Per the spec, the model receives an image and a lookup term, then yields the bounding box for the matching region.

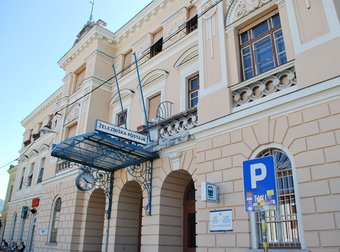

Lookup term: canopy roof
[51,131,158,171]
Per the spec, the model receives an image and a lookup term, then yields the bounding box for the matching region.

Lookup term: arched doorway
[83,188,106,252]
[115,181,143,252]
[183,181,196,252]
[159,170,196,252]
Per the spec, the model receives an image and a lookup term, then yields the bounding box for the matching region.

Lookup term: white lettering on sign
[250,163,267,189]
[95,120,147,145]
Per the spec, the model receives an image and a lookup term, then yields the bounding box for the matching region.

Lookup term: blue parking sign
[243,156,278,212]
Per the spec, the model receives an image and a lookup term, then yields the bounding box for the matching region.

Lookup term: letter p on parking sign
[243,156,278,212]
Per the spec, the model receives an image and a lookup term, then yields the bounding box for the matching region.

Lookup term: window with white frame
[49,197,62,243]
[117,109,127,127]
[18,167,25,190]
[148,93,161,121]
[37,157,45,184]
[26,162,34,187]
[9,212,17,240]
[240,12,287,81]
[8,185,13,202]
[188,75,199,109]
[253,148,301,249]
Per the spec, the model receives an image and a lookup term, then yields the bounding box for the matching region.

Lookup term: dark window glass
[150,38,163,58]
[240,31,249,45]
[252,20,269,38]
[187,15,198,33]
[272,13,281,27]
[117,110,127,127]
[253,35,275,74]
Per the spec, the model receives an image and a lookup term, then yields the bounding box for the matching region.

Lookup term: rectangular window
[8,185,13,202]
[75,66,86,91]
[123,50,133,76]
[150,29,163,58]
[240,13,287,80]
[19,167,25,190]
[187,6,198,33]
[117,110,127,127]
[37,157,45,184]
[67,123,77,139]
[188,75,199,109]
[27,163,34,187]
[148,94,161,120]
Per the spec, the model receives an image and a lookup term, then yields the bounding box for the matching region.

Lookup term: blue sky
[0,0,152,200]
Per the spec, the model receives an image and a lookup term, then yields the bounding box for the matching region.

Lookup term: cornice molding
[21,87,63,127]
[114,0,177,45]
[58,25,115,69]
[59,0,179,69]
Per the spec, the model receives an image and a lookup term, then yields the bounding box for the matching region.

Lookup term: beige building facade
[3,0,340,251]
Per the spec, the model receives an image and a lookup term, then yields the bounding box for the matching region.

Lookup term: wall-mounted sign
[32,197,40,208]
[210,209,233,232]
[243,156,278,212]
[94,119,147,145]
[21,206,28,219]
[201,181,219,202]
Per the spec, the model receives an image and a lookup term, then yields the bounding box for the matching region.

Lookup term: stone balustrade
[231,61,296,108]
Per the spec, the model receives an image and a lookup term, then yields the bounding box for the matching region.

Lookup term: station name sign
[94,119,147,145]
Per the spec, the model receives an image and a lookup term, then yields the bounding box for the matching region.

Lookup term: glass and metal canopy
[51,131,158,171]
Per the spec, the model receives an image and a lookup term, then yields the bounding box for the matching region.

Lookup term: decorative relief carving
[226,0,271,25]
[64,104,80,124]
[231,63,296,108]
[203,0,218,58]
[159,112,198,139]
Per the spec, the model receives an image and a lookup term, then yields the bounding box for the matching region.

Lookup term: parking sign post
[243,156,278,251]
[243,156,278,212]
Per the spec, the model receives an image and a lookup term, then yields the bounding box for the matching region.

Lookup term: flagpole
[112,64,127,129]
[133,52,150,141]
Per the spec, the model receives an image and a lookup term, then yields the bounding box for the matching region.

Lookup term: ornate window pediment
[174,45,198,69]
[109,89,134,107]
[225,0,271,26]
[64,103,80,125]
[140,69,169,89]
[28,149,39,158]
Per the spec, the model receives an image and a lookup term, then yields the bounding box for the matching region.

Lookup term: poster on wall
[209,209,233,232]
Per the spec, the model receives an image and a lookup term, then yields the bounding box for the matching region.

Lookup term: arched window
[48,197,62,243]
[253,148,301,249]
[9,213,17,240]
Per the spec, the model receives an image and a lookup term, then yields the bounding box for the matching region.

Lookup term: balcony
[231,61,296,109]
[56,160,76,173]
[147,105,198,151]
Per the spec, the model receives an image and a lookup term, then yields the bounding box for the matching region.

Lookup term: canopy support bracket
[127,161,153,216]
